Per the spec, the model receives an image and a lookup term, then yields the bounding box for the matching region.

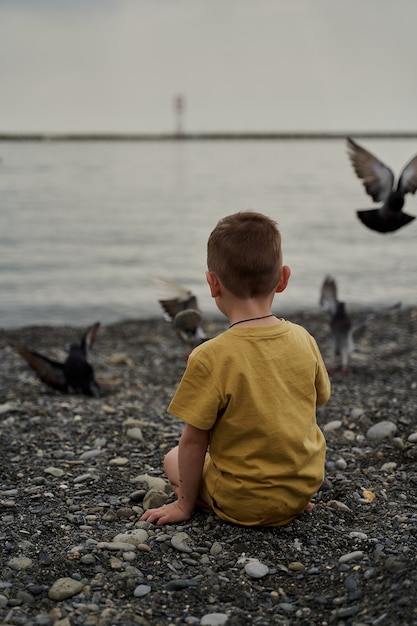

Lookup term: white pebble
[366,421,397,441]
[44,467,64,477]
[349,531,368,540]
[126,427,144,442]
[201,613,229,625]
[323,420,342,432]
[381,462,397,472]
[244,558,269,578]
[339,550,364,564]
[343,430,356,442]
[113,529,149,546]
[132,474,168,491]
[335,458,347,470]
[79,449,102,461]
[73,473,97,484]
[109,456,129,466]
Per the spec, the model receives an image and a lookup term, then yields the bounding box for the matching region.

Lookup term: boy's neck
[229,313,277,328]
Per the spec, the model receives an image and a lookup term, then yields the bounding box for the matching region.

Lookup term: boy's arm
[140,424,209,526]
[316,357,331,406]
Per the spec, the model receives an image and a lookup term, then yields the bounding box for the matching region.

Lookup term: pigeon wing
[80,321,101,355]
[9,343,68,392]
[398,154,417,196]
[346,137,394,203]
[159,294,198,320]
[155,277,198,320]
[320,275,338,316]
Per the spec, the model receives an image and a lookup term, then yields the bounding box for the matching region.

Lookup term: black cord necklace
[229,314,275,329]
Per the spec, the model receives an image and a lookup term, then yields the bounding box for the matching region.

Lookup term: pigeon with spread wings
[320,276,353,375]
[8,322,100,397]
[155,277,206,351]
[346,137,417,233]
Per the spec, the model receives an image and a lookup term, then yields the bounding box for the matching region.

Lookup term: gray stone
[366,421,397,441]
[48,577,84,601]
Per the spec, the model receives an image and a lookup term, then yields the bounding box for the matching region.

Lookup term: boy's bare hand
[140,501,192,526]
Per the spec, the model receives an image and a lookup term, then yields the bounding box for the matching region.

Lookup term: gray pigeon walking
[320,276,353,374]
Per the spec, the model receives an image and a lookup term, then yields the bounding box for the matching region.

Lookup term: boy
[141,212,330,527]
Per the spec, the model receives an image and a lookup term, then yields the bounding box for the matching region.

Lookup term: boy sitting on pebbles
[141,211,330,527]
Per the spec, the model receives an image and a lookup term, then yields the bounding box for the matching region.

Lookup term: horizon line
[1,130,417,141]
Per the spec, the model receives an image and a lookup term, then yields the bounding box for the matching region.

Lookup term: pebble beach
[1,306,417,626]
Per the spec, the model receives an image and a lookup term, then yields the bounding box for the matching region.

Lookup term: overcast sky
[1,0,416,134]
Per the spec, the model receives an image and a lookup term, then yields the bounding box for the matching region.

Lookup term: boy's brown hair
[207,211,283,298]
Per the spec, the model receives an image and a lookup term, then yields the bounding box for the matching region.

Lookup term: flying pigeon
[155,277,206,350]
[8,322,100,397]
[346,137,417,233]
[320,276,353,375]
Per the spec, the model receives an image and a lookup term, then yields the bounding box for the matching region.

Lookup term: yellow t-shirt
[168,320,331,526]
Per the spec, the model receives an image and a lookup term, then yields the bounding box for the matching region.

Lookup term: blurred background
[1,0,416,328]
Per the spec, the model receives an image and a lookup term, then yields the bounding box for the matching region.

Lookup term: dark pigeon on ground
[8,322,100,397]
[346,137,417,233]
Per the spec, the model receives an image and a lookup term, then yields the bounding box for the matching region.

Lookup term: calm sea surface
[1,138,416,329]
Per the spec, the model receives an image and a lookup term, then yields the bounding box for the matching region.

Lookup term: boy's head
[207,211,283,298]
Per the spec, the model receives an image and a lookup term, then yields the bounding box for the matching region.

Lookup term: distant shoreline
[1,131,417,142]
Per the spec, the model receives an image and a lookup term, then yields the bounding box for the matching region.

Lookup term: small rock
[339,551,364,564]
[171,532,194,553]
[142,489,168,510]
[48,578,84,601]
[165,579,199,591]
[102,509,117,522]
[133,584,152,597]
[132,474,168,492]
[349,531,368,540]
[366,421,397,441]
[7,557,33,570]
[209,542,223,556]
[109,456,129,466]
[381,462,397,472]
[335,458,348,470]
[126,427,144,442]
[200,613,229,626]
[44,467,65,477]
[97,541,137,551]
[113,529,149,546]
[384,557,405,574]
[288,561,305,572]
[79,449,102,461]
[327,500,351,512]
[323,420,343,432]
[244,558,269,578]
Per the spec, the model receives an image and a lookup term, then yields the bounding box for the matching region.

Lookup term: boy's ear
[206,271,221,298]
[275,265,291,293]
